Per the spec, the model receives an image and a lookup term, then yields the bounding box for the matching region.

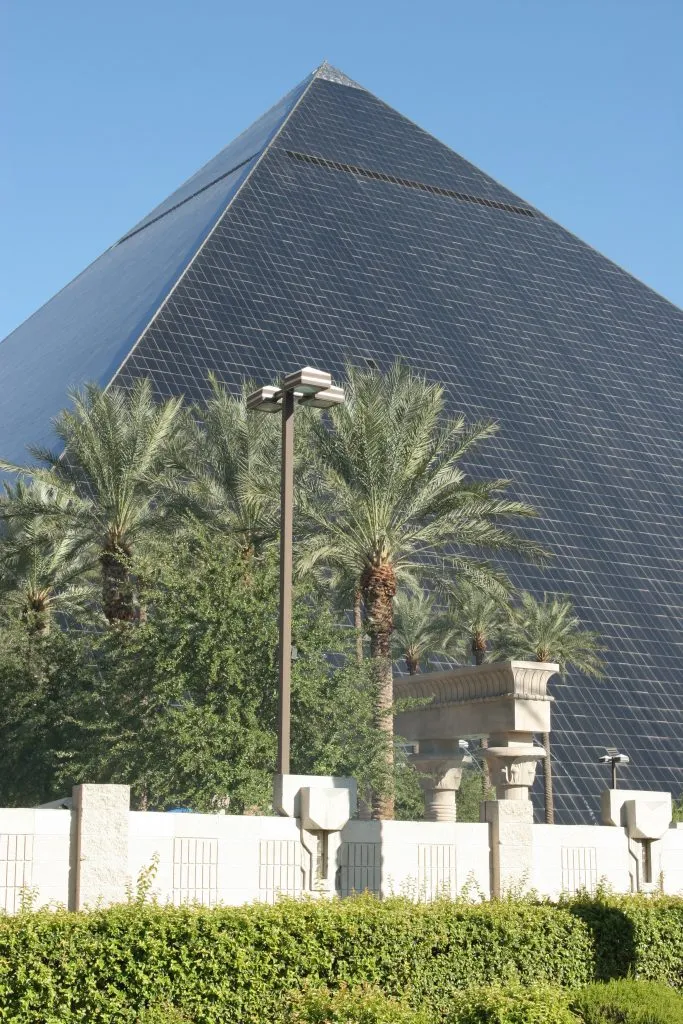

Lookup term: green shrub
[571,979,683,1022]
[4,895,683,1023]
[568,893,683,987]
[445,983,579,1023]
[0,897,593,1023]
[285,982,431,1023]
[137,1006,194,1024]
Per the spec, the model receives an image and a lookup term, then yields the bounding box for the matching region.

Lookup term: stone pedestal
[72,784,130,909]
[410,741,469,822]
[482,798,534,897]
[482,733,545,801]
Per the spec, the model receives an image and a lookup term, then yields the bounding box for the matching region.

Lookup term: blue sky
[1,0,681,340]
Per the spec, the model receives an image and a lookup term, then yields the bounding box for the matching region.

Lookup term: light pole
[247,367,345,776]
[598,747,630,789]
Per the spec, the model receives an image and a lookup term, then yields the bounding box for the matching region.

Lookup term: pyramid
[1,62,682,823]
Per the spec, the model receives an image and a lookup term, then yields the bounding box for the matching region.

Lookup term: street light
[246,367,345,777]
[598,747,630,789]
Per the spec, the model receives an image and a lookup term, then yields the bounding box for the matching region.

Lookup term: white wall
[129,817,491,906]
[531,824,631,898]
[129,812,305,906]
[658,825,683,894]
[2,789,683,911]
[380,821,489,899]
[0,808,72,911]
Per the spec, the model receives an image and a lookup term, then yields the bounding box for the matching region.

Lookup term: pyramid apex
[313,61,365,90]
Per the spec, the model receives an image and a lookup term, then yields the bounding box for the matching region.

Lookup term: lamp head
[299,384,345,409]
[246,385,282,412]
[282,366,333,395]
[598,750,630,765]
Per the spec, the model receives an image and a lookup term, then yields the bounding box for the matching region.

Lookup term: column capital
[482,736,545,801]
[410,741,470,822]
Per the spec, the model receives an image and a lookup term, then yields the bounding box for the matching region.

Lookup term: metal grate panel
[172,837,218,905]
[0,834,34,913]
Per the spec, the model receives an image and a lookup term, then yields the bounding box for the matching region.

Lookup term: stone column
[480,734,543,898]
[72,784,130,909]
[481,733,545,801]
[410,741,469,822]
[482,798,534,898]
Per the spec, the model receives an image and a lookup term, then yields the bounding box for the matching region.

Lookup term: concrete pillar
[482,799,534,897]
[72,784,130,909]
[481,733,545,801]
[410,742,469,822]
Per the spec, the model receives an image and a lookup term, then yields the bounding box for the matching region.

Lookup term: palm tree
[299,363,546,818]
[176,376,282,560]
[0,380,185,623]
[442,579,512,793]
[392,591,453,675]
[498,591,605,823]
[446,579,510,665]
[0,481,94,634]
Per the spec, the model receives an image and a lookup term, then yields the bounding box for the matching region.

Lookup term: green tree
[0,481,94,635]
[0,615,71,804]
[498,591,605,823]
[299,363,545,818]
[18,532,389,812]
[176,375,282,559]
[446,579,510,665]
[0,380,185,623]
[499,591,605,673]
[392,591,453,675]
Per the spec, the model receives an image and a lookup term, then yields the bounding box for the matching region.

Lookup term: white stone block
[300,787,352,832]
[273,774,357,818]
[601,790,672,838]
[624,796,672,840]
[73,784,130,909]
[484,799,534,898]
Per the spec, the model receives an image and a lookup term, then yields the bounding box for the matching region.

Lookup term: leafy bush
[571,979,683,1023]
[445,983,579,1023]
[568,893,683,987]
[0,897,593,1023]
[137,1006,194,1024]
[4,895,683,1023]
[284,982,431,1023]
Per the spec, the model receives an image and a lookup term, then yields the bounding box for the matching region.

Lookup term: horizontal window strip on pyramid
[284,150,534,217]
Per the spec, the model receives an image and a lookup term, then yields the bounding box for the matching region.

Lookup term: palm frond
[497,591,605,676]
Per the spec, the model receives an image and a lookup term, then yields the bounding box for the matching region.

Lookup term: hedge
[568,892,683,987]
[0,894,681,1023]
[570,980,683,1023]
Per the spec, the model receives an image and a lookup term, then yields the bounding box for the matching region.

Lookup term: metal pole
[277,389,295,776]
[612,760,617,789]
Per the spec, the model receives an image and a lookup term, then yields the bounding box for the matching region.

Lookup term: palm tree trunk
[480,737,491,796]
[406,654,419,675]
[362,563,397,820]
[473,632,486,665]
[533,653,555,823]
[543,732,554,824]
[25,600,50,637]
[353,589,364,666]
[101,548,135,623]
[474,631,491,794]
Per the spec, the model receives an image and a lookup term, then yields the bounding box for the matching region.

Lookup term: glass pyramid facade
[2,63,682,823]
